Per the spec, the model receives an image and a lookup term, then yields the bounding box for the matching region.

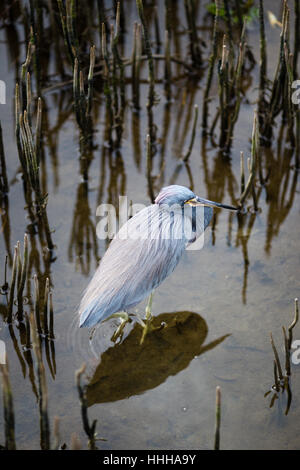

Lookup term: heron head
[155,185,196,207]
[155,185,238,211]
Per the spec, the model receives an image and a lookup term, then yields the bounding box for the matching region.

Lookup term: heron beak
[186,196,239,211]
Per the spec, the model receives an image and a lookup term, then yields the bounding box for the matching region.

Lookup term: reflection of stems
[184,0,202,68]
[68,181,98,275]
[183,105,198,163]
[8,323,26,378]
[164,30,171,101]
[32,273,56,380]
[112,3,125,112]
[236,211,251,304]
[214,386,221,451]
[0,361,16,450]
[240,151,245,194]
[234,0,243,32]
[25,312,31,350]
[0,123,8,194]
[102,23,113,148]
[284,44,295,147]
[296,107,300,169]
[76,363,98,450]
[223,0,234,64]
[131,22,142,109]
[146,134,154,203]
[258,0,267,130]
[284,376,292,415]
[136,0,155,110]
[294,0,300,74]
[270,333,283,381]
[247,157,258,212]
[202,0,220,134]
[29,312,50,450]
[153,6,161,51]
[112,4,126,147]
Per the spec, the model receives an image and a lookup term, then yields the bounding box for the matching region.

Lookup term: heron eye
[185,198,196,206]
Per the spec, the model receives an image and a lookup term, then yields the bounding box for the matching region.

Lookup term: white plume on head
[155,185,196,206]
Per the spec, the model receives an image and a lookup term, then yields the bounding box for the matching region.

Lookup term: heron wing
[79,205,189,327]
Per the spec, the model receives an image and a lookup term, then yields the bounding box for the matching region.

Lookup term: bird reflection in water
[86,311,229,406]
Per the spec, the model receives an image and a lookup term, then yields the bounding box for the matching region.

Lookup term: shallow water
[0,0,300,450]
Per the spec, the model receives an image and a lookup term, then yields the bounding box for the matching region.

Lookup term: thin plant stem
[146,134,154,203]
[34,274,42,334]
[288,298,299,349]
[240,151,245,194]
[7,246,19,323]
[17,233,29,319]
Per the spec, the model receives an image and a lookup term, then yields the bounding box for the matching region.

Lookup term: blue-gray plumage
[79,185,237,328]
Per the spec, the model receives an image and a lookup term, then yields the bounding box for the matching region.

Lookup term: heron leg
[89,326,96,341]
[110,312,130,343]
[140,293,165,345]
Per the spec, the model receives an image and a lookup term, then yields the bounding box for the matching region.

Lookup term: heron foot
[139,317,166,345]
[110,312,131,343]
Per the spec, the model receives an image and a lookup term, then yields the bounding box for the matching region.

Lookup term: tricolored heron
[79,185,238,341]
